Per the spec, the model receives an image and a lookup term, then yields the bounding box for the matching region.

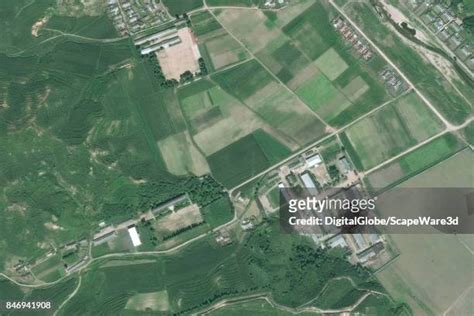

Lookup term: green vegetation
[461,121,474,146]
[162,0,203,16]
[0,277,78,311]
[191,11,222,36]
[354,295,410,316]
[252,129,292,164]
[201,196,234,228]
[212,59,273,100]
[208,133,271,188]
[61,221,395,314]
[319,136,343,163]
[206,129,290,189]
[207,0,261,7]
[312,278,366,309]
[341,92,444,170]
[344,2,472,125]
[209,299,315,315]
[366,133,465,191]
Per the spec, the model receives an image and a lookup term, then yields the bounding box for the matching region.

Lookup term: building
[300,172,319,195]
[327,234,348,249]
[305,154,322,168]
[93,227,116,246]
[128,225,142,247]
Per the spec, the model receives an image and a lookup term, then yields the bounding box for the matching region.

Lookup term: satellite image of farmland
[0,0,473,315]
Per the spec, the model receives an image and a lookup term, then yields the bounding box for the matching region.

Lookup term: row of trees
[141,51,209,89]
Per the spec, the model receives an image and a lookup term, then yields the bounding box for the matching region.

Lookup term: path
[329,0,463,131]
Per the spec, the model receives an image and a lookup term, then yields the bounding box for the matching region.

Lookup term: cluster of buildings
[252,142,390,268]
[10,194,191,280]
[332,17,374,61]
[107,0,170,35]
[262,0,288,9]
[134,23,184,55]
[380,66,407,95]
[409,1,473,71]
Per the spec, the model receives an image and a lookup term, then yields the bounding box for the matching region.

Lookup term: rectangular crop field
[207,130,290,188]
[341,92,444,170]
[366,133,465,190]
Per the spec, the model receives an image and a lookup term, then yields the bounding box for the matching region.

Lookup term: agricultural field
[376,148,474,315]
[207,131,290,188]
[214,1,392,127]
[211,59,327,145]
[207,0,261,7]
[191,12,250,71]
[366,133,465,191]
[311,278,367,310]
[157,131,210,176]
[462,121,474,146]
[342,1,473,125]
[340,91,444,171]
[162,0,203,16]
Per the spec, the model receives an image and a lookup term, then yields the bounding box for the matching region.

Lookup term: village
[408,0,474,73]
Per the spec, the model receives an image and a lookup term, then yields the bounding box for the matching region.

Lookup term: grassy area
[341,92,444,170]
[252,129,292,164]
[375,149,474,315]
[191,11,222,36]
[343,2,472,125]
[212,59,273,100]
[60,222,396,314]
[162,0,203,16]
[207,0,260,7]
[366,133,465,191]
[312,278,366,309]
[200,196,234,228]
[208,133,271,188]
[461,121,474,146]
[318,135,343,163]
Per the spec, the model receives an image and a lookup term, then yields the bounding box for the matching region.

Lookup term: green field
[200,196,234,228]
[376,149,474,315]
[366,133,465,191]
[191,11,222,36]
[295,72,351,121]
[462,121,474,146]
[341,92,444,170]
[162,0,203,15]
[312,278,367,309]
[59,222,398,314]
[343,2,473,125]
[215,1,391,127]
[211,59,327,145]
[212,59,273,100]
[207,0,260,6]
[207,132,272,188]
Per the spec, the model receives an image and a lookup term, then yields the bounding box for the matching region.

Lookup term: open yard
[156,28,201,80]
[154,204,203,235]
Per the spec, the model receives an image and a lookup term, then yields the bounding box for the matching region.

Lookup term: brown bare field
[156,28,201,80]
[157,131,210,176]
[154,204,203,233]
[376,149,474,315]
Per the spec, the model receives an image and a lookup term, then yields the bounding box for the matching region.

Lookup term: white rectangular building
[128,226,142,247]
